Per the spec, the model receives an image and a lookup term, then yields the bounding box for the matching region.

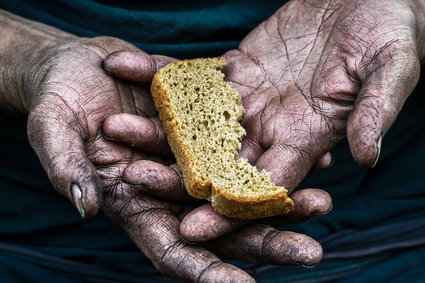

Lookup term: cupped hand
[101,170,325,283]
[224,0,424,191]
[1,11,300,282]
[23,37,325,282]
[98,0,425,247]
[101,51,332,269]
[26,37,173,217]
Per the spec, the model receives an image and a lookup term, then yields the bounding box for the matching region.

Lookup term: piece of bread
[151,57,294,219]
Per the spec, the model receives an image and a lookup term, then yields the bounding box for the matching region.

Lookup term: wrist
[22,38,82,111]
[0,10,78,112]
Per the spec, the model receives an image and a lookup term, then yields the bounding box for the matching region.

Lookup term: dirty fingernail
[314,204,333,217]
[327,153,334,168]
[179,234,199,245]
[122,181,144,189]
[100,127,118,142]
[71,183,85,218]
[300,262,319,269]
[100,60,111,75]
[371,135,382,168]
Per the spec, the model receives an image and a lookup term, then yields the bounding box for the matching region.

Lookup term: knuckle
[196,261,224,283]
[261,227,279,257]
[156,241,194,279]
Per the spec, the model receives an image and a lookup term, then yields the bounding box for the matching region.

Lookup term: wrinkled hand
[224,0,424,191]
[172,0,425,244]
[101,50,332,268]
[26,37,173,216]
[23,37,326,282]
[102,171,327,282]
[23,36,237,282]
[130,0,425,243]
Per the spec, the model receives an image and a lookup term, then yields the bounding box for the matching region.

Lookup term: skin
[103,50,333,235]
[104,0,425,242]
[185,0,425,240]
[0,9,330,282]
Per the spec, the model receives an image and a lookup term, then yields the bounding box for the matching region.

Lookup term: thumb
[254,143,324,192]
[27,96,102,218]
[347,44,420,167]
[102,51,176,83]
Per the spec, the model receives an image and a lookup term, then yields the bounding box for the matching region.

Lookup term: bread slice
[151,57,294,219]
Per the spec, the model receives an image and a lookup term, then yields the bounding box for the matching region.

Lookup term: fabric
[0,0,285,59]
[0,0,424,282]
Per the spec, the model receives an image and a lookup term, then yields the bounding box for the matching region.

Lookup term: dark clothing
[0,0,424,281]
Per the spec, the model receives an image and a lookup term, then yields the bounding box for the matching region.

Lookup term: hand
[20,35,299,282]
[0,11,327,281]
[109,0,425,243]
[101,169,327,282]
[19,34,327,282]
[223,0,424,192]
[25,36,174,217]
[100,51,333,271]
[0,11,252,282]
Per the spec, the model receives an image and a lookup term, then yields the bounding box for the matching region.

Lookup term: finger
[180,188,332,242]
[122,160,192,201]
[180,204,249,242]
[263,188,332,227]
[254,144,322,193]
[102,113,171,155]
[223,49,265,98]
[102,190,254,283]
[206,223,323,267]
[102,51,176,83]
[310,152,333,172]
[347,45,420,167]
[27,97,102,218]
[239,113,330,176]
[239,135,264,165]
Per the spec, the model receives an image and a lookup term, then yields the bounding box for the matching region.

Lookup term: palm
[27,38,330,282]
[26,38,258,281]
[224,0,421,191]
[27,37,172,214]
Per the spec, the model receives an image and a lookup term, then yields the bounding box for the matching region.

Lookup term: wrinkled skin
[194,0,424,239]
[21,0,425,280]
[185,0,424,240]
[27,37,173,216]
[224,0,424,189]
[105,0,425,242]
[25,36,328,282]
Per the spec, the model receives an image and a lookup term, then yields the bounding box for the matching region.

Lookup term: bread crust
[151,57,294,219]
[152,71,211,199]
[212,185,294,219]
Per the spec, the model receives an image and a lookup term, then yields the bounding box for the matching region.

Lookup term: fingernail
[71,183,85,218]
[327,153,334,168]
[122,181,144,189]
[299,262,319,269]
[100,128,117,142]
[314,204,333,217]
[100,60,111,75]
[371,135,382,168]
[325,204,333,214]
[179,235,199,245]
